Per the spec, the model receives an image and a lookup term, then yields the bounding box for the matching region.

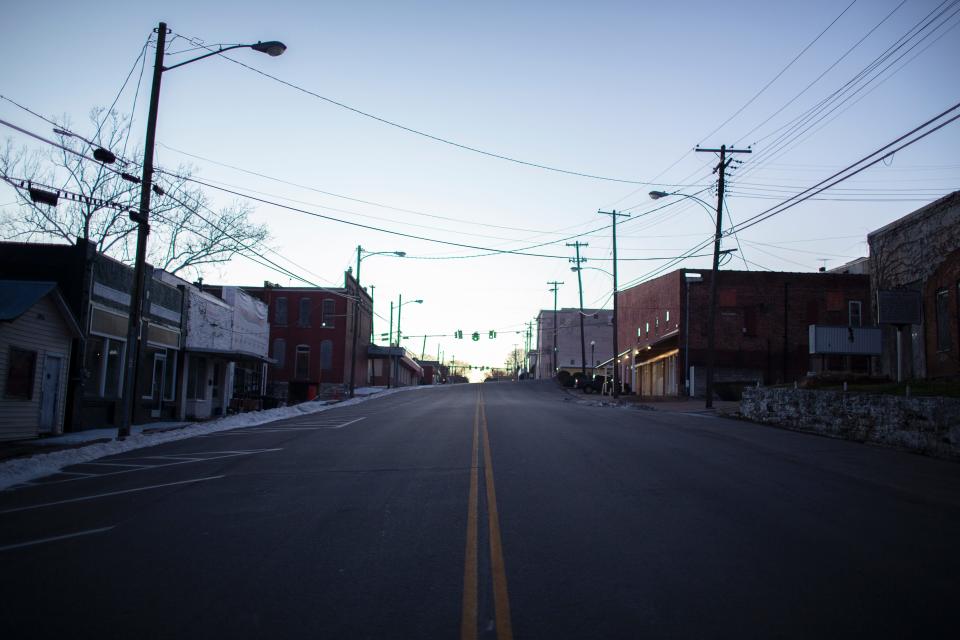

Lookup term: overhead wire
[171,30,704,188]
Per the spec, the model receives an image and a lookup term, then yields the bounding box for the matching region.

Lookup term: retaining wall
[740,387,960,459]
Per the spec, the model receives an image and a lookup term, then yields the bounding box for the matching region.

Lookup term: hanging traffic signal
[455,330,463,339]
[472,332,480,341]
[488,330,496,339]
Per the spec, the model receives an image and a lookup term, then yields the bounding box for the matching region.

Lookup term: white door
[39,355,62,433]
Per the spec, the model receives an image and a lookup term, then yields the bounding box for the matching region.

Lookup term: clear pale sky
[2,0,958,372]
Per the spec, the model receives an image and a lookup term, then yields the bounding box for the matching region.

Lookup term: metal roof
[0,280,81,336]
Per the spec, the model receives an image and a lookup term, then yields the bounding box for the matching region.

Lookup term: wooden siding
[0,295,73,441]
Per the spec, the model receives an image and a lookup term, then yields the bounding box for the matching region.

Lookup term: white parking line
[0,527,116,552]
[7,449,282,491]
[0,476,225,514]
[77,462,150,468]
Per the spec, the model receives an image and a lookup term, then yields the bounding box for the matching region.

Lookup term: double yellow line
[461,387,513,640]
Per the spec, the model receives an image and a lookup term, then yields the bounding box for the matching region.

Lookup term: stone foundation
[740,387,960,459]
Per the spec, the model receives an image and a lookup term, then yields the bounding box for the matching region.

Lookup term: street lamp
[683,272,703,398]
[590,340,596,375]
[650,190,733,409]
[118,22,286,438]
[394,295,423,385]
[349,246,405,398]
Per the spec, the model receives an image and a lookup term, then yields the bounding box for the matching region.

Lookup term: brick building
[868,190,960,380]
[616,269,871,399]
[534,308,613,379]
[244,273,371,403]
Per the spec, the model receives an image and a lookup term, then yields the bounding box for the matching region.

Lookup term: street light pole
[599,209,630,398]
[117,22,285,438]
[547,281,563,377]
[567,241,589,379]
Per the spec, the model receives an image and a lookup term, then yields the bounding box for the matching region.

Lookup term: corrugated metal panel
[808,325,882,355]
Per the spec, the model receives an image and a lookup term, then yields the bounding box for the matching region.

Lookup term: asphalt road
[2,380,959,639]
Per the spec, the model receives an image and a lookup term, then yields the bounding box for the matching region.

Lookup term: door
[151,352,167,418]
[39,355,62,433]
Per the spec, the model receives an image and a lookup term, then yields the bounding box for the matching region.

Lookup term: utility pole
[369,284,375,342]
[387,300,394,389]
[598,209,630,399]
[695,144,751,408]
[567,241,589,379]
[348,245,363,398]
[547,281,563,377]
[118,22,167,438]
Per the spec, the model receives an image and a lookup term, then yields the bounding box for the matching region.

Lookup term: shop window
[187,357,207,401]
[936,289,951,351]
[5,347,36,399]
[84,336,124,398]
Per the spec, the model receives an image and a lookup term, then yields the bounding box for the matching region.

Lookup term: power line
[171,30,703,188]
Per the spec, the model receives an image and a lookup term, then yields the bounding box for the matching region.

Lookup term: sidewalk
[0,385,438,490]
[561,385,740,417]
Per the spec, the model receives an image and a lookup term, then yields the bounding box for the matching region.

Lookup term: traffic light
[455,330,463,339]
[472,332,480,341]
[488,330,496,339]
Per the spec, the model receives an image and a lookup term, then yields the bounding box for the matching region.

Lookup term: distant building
[368,346,423,387]
[534,308,614,379]
[0,281,80,440]
[868,190,960,380]
[244,273,371,402]
[616,269,871,399]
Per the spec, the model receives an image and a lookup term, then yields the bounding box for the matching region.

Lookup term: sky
[2,0,959,373]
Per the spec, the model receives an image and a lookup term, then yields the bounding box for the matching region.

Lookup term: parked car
[582,375,606,394]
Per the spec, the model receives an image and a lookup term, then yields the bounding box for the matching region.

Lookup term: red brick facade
[617,269,871,397]
[244,273,371,402]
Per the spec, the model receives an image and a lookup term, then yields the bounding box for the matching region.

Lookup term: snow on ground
[0,385,440,491]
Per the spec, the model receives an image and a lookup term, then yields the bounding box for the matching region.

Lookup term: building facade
[0,281,80,440]
[245,273,371,403]
[868,190,960,380]
[0,240,185,429]
[617,269,872,399]
[534,308,614,379]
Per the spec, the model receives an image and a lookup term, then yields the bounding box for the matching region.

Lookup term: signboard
[808,325,882,355]
[877,289,921,325]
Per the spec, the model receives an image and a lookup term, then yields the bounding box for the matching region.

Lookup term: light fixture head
[251,41,286,56]
[395,251,406,257]
[414,299,423,304]
[648,190,670,200]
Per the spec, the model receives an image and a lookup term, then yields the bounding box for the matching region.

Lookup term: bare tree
[1,107,268,278]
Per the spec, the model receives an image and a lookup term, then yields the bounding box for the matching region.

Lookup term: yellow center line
[460,390,480,640]
[480,387,514,640]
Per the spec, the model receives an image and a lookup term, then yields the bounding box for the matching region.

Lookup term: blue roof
[0,280,59,321]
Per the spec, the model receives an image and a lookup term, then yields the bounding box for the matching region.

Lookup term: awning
[186,346,275,364]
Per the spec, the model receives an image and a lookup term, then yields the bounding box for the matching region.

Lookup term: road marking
[5,449,280,491]
[460,393,480,640]
[480,390,514,640]
[0,526,115,552]
[0,475,225,514]
[461,388,513,640]
[317,417,366,429]
[76,462,150,468]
